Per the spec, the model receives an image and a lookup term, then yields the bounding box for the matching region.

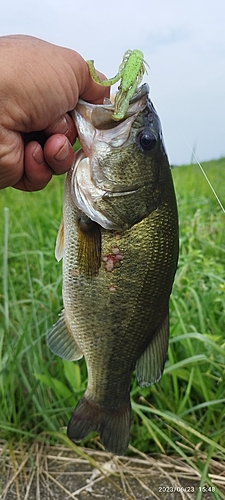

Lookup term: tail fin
[67,395,131,455]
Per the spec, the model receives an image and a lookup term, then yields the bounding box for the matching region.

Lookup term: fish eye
[137,129,157,151]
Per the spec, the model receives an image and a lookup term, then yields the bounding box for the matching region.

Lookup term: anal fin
[136,313,169,387]
[47,310,83,361]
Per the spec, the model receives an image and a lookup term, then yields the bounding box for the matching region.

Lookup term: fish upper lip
[127,83,150,104]
[79,82,149,110]
[74,83,150,130]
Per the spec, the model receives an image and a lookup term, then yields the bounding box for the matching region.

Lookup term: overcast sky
[1,0,225,165]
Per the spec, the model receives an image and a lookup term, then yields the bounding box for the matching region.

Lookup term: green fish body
[48,84,179,455]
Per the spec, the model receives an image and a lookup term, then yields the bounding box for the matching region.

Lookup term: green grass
[0,158,225,497]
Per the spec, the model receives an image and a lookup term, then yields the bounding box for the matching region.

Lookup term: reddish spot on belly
[109,284,117,292]
[102,246,124,272]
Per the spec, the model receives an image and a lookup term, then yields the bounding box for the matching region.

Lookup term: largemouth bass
[48,83,179,455]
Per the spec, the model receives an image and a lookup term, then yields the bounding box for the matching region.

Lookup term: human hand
[0,35,109,191]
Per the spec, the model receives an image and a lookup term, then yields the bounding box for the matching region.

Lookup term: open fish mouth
[70,83,159,231]
[73,83,150,130]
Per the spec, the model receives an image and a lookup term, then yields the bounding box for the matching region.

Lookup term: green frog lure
[86,49,149,121]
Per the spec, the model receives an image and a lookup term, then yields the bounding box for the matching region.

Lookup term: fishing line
[175,130,225,214]
[150,73,225,213]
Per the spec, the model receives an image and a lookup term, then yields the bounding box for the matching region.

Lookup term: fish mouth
[73,83,149,131]
[70,84,152,230]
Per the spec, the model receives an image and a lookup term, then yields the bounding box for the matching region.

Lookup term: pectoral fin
[55,217,64,262]
[77,217,101,277]
[47,310,83,361]
[136,313,169,387]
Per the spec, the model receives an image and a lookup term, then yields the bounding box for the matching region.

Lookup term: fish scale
[47,83,179,455]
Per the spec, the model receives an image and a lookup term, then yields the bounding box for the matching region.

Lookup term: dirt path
[1,441,223,499]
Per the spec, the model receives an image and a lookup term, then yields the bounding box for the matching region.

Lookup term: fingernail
[54,139,70,162]
[52,116,68,134]
[32,144,44,164]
